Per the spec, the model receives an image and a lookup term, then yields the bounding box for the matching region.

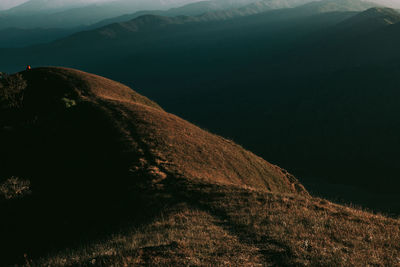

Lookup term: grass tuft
[0,176,31,200]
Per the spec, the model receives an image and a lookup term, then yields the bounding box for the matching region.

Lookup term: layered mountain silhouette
[0,0,316,47]
[2,0,369,48]
[295,0,378,14]
[89,0,318,29]
[0,0,267,29]
[329,6,400,36]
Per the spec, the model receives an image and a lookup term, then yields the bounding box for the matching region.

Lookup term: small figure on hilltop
[26,65,32,71]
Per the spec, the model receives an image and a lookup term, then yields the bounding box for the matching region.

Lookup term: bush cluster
[0,176,31,200]
[0,73,27,109]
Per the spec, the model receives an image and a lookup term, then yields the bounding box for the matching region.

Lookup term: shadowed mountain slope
[334,6,400,33]
[1,68,399,266]
[0,67,305,194]
[3,2,400,214]
[0,67,306,264]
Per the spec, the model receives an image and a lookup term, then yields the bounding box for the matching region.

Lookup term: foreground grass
[22,179,400,267]
[34,206,261,267]
[187,182,400,266]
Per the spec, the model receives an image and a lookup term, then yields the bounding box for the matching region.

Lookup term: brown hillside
[35,181,400,267]
[5,67,398,267]
[0,67,306,265]
[2,66,306,194]
[1,67,399,266]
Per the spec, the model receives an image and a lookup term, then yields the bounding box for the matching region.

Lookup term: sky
[1,0,400,12]
[0,0,201,12]
[0,0,115,11]
[0,0,29,10]
[373,0,400,8]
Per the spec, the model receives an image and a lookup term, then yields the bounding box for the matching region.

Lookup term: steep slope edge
[0,66,306,264]
[0,66,306,194]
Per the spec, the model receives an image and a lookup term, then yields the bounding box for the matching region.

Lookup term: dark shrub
[0,73,27,109]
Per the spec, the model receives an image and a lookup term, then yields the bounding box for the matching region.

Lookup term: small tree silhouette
[0,73,27,109]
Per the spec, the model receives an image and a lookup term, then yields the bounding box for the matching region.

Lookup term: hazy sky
[372,0,400,8]
[0,0,29,10]
[2,0,400,12]
[0,0,115,11]
[0,0,201,11]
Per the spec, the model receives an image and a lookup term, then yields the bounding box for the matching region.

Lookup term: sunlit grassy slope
[0,67,398,266]
[34,180,400,266]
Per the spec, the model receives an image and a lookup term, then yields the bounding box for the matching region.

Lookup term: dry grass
[23,180,400,267]
[34,205,263,267]
[0,177,31,200]
[12,67,305,195]
[0,73,27,108]
[187,182,400,267]
[0,67,306,265]
[3,67,399,266]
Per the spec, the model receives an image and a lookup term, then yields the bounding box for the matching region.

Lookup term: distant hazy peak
[295,0,380,14]
[362,6,400,16]
[344,6,400,25]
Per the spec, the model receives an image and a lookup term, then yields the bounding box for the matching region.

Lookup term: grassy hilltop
[0,67,399,266]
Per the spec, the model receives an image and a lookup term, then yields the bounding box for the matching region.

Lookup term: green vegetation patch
[61,97,77,108]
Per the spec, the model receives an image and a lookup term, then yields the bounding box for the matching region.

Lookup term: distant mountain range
[3,0,205,14]
[87,0,318,30]
[0,0,265,29]
[0,0,261,47]
[333,6,400,33]
[0,0,317,47]
[8,0,377,47]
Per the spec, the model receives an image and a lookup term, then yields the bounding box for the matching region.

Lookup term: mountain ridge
[335,6,400,31]
[1,67,307,194]
[50,0,374,42]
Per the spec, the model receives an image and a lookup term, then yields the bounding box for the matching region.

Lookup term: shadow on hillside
[0,105,166,265]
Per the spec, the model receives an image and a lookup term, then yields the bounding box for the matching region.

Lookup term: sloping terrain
[51,0,372,41]
[0,67,398,266]
[0,67,305,265]
[35,182,400,266]
[295,0,378,14]
[0,67,304,192]
[88,0,317,29]
[338,6,400,27]
[0,0,204,29]
[3,1,400,214]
